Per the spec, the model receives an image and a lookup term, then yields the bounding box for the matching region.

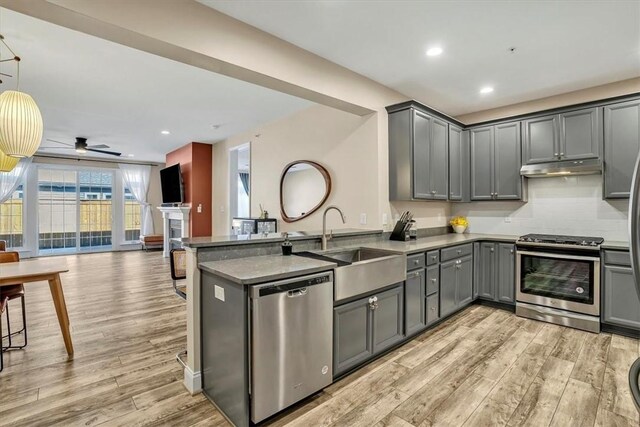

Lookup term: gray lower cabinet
[602,250,640,331]
[523,108,601,165]
[405,269,426,336]
[477,242,516,304]
[448,124,469,201]
[427,293,440,324]
[440,255,473,318]
[470,123,522,201]
[604,99,640,199]
[334,284,404,375]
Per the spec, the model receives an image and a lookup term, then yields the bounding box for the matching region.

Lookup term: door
[430,118,449,199]
[448,125,464,201]
[497,244,516,303]
[440,259,457,317]
[478,243,496,300]
[405,269,426,336]
[457,256,474,306]
[470,126,494,200]
[494,122,522,200]
[560,107,601,161]
[334,297,373,375]
[413,111,432,199]
[372,285,404,354]
[602,265,640,329]
[523,115,559,164]
[604,100,640,198]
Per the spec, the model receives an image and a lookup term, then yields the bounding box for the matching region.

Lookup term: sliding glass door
[38,168,114,255]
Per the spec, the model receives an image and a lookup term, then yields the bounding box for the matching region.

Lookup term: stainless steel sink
[312,247,406,302]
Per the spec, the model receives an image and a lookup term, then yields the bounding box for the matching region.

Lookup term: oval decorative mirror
[280,160,332,223]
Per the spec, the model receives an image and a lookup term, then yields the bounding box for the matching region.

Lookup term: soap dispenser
[281,232,293,256]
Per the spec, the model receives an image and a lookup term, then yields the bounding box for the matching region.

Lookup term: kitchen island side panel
[201,271,250,427]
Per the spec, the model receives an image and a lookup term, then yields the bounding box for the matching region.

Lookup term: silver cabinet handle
[554,152,559,156]
[414,259,420,265]
[431,255,437,260]
[560,152,565,156]
[431,278,437,283]
[430,306,436,311]
[510,249,514,254]
[457,249,462,254]
[490,248,495,252]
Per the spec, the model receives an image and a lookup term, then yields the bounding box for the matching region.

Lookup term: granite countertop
[339,233,519,255]
[183,228,382,248]
[601,240,630,250]
[199,254,337,285]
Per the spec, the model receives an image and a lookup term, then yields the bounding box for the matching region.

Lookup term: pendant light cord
[0,31,22,90]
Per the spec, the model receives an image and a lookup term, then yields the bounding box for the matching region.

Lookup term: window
[0,184,24,248]
[124,187,141,242]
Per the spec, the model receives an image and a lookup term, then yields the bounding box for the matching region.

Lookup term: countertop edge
[199,262,337,286]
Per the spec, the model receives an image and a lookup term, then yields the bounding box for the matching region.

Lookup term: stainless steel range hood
[520,158,602,178]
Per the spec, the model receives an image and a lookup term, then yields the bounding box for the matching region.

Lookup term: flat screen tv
[160,164,185,204]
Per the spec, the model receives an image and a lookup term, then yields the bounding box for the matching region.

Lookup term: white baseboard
[183,366,202,395]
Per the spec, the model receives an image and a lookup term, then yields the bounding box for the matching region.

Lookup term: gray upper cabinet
[470,126,494,201]
[494,122,522,200]
[560,108,601,161]
[449,125,469,202]
[604,99,640,199]
[388,107,451,201]
[471,123,522,201]
[523,115,559,164]
[523,108,601,165]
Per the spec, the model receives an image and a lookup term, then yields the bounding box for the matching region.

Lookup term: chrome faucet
[322,205,346,250]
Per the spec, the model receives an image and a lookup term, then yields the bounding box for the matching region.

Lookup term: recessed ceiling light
[480,86,494,94]
[211,124,221,130]
[127,154,134,157]
[426,47,443,57]
[161,130,170,135]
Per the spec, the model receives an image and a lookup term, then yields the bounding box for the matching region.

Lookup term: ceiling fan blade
[87,148,121,156]
[46,138,74,147]
[87,144,110,149]
[39,146,76,150]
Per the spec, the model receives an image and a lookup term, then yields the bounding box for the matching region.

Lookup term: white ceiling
[201,0,640,116]
[0,8,313,162]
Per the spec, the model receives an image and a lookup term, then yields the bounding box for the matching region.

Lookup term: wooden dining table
[0,258,73,356]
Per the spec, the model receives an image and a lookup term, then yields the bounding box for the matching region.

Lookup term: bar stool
[170,249,187,300]
[0,295,7,372]
[0,252,27,351]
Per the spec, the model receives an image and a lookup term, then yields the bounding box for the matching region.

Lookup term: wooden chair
[0,240,6,251]
[0,251,27,350]
[170,249,187,300]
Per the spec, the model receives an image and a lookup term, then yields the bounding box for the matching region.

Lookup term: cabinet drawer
[426,265,439,295]
[603,250,631,267]
[427,293,439,324]
[407,253,426,270]
[440,243,473,262]
[426,250,440,266]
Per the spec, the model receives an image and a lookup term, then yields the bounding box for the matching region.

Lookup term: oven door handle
[516,250,601,262]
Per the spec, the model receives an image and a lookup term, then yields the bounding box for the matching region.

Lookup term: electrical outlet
[382,213,388,226]
[359,213,367,225]
[197,204,203,213]
[220,205,225,213]
[504,217,512,223]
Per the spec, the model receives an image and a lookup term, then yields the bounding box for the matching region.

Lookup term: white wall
[451,175,629,241]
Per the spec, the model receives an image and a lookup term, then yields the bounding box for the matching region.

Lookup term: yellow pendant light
[0,90,43,158]
[0,148,19,172]
[0,34,43,159]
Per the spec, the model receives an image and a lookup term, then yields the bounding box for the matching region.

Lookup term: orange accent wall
[166,142,213,237]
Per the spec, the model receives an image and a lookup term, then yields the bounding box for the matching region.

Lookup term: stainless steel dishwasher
[249,271,333,424]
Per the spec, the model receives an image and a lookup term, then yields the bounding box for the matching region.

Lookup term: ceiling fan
[41,137,122,157]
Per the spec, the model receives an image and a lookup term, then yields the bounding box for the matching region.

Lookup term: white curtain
[0,158,31,204]
[119,163,154,236]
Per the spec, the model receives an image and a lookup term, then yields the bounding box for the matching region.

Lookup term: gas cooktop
[517,233,604,249]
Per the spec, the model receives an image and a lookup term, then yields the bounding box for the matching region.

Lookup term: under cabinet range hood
[520,158,602,178]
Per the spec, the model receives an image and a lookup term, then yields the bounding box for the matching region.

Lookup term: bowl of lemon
[450,216,468,234]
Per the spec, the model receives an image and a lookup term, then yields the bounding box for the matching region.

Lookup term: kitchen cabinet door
[413,110,433,199]
[523,115,559,164]
[604,99,640,199]
[560,107,601,161]
[440,259,457,317]
[426,293,440,325]
[478,242,497,300]
[405,269,426,336]
[470,126,494,200]
[448,124,467,201]
[457,256,474,307]
[602,264,640,330]
[497,244,516,304]
[494,122,522,200]
[372,285,404,354]
[430,118,449,200]
[333,297,373,375]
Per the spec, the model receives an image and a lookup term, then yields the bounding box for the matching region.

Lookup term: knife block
[389,220,411,241]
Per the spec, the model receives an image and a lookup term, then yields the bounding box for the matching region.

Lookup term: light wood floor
[0,251,638,426]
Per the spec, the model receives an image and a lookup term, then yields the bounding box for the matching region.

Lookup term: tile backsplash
[451,175,629,241]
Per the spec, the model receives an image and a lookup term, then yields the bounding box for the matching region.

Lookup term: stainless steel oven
[515,234,603,333]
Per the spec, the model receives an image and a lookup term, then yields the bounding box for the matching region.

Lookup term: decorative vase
[453,225,467,234]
